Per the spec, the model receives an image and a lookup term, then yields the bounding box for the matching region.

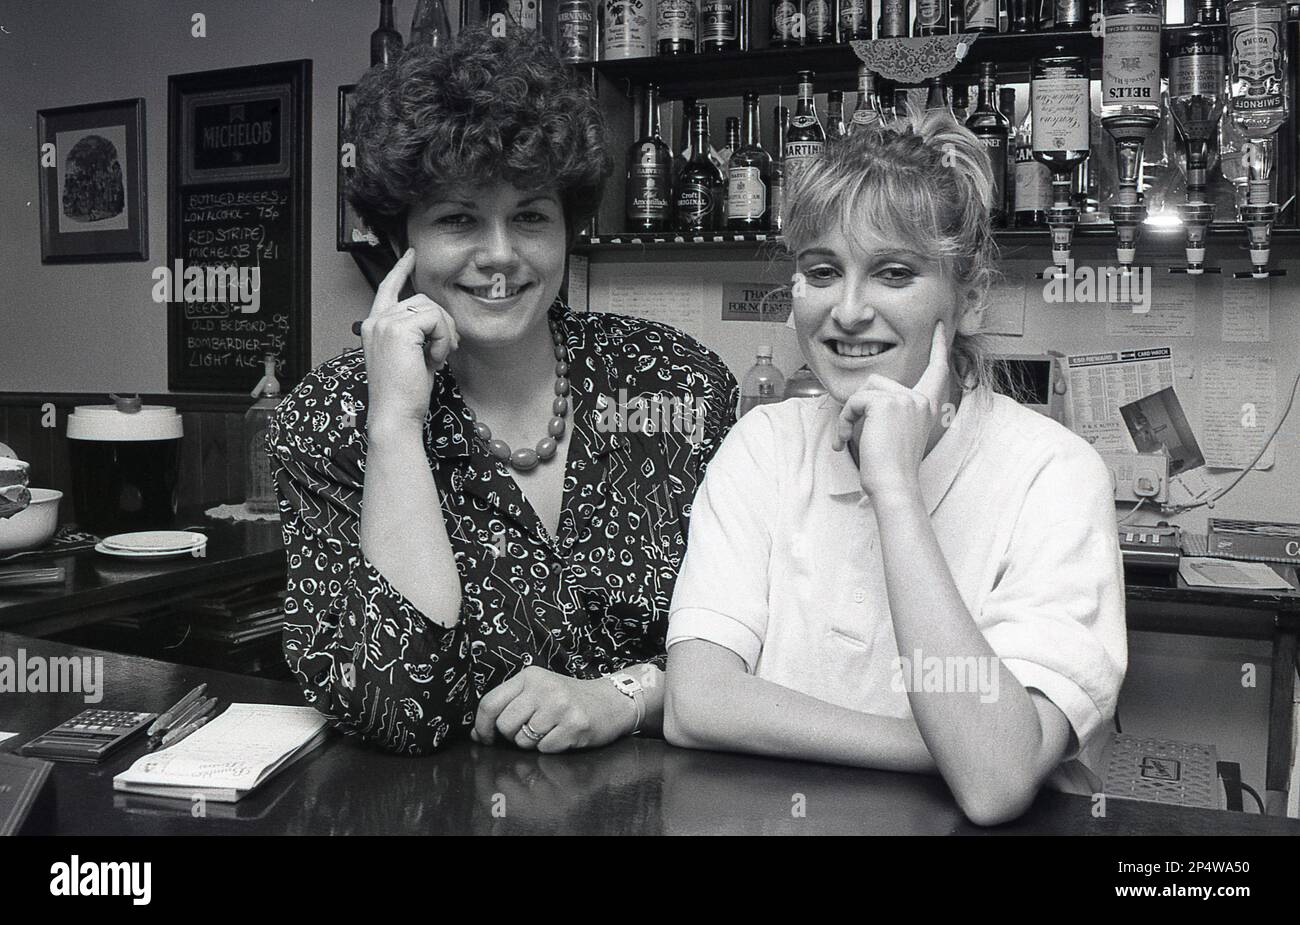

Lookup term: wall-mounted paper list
[1221,276,1270,343]
[604,276,706,342]
[1200,354,1276,470]
[1105,274,1195,337]
[981,274,1027,336]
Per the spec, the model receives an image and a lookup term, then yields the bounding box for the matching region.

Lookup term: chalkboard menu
[167,60,311,392]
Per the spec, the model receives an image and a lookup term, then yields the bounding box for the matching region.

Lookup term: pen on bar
[155,713,213,750]
[146,697,217,749]
[147,683,207,736]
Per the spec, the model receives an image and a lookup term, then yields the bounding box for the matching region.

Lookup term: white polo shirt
[667,385,1127,756]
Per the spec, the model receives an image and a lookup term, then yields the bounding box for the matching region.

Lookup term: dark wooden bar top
[2,633,1296,836]
[0,513,284,636]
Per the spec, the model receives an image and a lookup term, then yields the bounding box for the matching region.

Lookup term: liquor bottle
[1015,98,1052,226]
[1001,87,1019,221]
[827,91,850,139]
[721,117,742,166]
[1226,0,1289,141]
[967,63,1011,226]
[879,0,909,36]
[673,97,698,184]
[1032,49,1090,263]
[785,72,828,179]
[1193,0,1224,22]
[626,84,673,232]
[557,0,597,62]
[894,88,911,121]
[917,0,950,34]
[728,93,773,230]
[965,0,1000,31]
[739,347,786,416]
[1053,0,1087,28]
[719,116,742,221]
[925,76,951,113]
[370,0,403,67]
[410,0,453,47]
[1009,0,1035,30]
[601,0,653,59]
[658,0,698,54]
[840,0,872,40]
[952,83,970,123]
[701,0,742,51]
[851,65,884,129]
[1167,6,1226,195]
[771,0,803,47]
[1226,0,1290,273]
[676,104,725,231]
[807,0,836,43]
[771,105,789,232]
[1218,96,1249,214]
[489,0,541,31]
[1032,50,1091,189]
[1102,0,1162,265]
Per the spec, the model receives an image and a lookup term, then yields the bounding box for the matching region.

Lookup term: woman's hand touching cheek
[832,320,950,502]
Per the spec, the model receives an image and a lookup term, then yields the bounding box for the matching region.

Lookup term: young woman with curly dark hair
[269,26,738,756]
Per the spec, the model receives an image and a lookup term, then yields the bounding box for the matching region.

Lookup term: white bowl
[0,488,62,553]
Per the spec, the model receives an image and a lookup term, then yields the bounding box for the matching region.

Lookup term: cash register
[1119,522,1182,585]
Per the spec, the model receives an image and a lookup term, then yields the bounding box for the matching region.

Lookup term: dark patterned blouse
[268,300,738,755]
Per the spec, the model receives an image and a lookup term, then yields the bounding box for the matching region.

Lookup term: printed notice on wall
[1105,274,1195,337]
[1221,276,1271,343]
[1200,354,1276,470]
[981,274,1027,336]
[1065,347,1176,452]
[565,254,589,313]
[721,282,791,323]
[604,275,705,342]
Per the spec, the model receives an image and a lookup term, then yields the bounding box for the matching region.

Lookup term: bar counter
[2,633,1296,836]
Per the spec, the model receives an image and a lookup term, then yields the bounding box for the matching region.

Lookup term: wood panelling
[0,393,250,511]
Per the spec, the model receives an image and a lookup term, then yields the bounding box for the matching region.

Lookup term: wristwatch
[606,671,645,733]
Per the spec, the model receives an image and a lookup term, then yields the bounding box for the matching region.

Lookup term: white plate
[100,531,207,553]
[95,539,207,559]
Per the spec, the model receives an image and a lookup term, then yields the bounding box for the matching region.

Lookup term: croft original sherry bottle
[626,83,673,232]
[676,104,725,231]
[785,71,828,180]
[967,63,1012,227]
[728,93,772,230]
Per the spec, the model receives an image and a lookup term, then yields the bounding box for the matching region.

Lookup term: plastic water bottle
[739,346,785,417]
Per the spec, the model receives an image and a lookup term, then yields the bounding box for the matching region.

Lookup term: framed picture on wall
[338,84,381,251]
[37,98,149,263]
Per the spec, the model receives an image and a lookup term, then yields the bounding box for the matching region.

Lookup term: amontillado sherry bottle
[626,83,673,232]
[728,93,772,231]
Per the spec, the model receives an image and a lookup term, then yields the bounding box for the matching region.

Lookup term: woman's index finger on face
[370,248,416,317]
[912,318,950,409]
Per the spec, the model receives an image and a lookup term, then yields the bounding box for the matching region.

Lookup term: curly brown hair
[346,25,612,247]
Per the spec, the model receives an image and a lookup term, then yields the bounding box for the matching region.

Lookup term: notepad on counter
[113,704,329,802]
[1177,557,1294,592]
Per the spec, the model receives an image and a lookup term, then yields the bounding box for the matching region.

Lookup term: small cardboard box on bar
[1207,518,1300,565]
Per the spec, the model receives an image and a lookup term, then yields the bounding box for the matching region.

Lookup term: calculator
[20,709,158,764]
